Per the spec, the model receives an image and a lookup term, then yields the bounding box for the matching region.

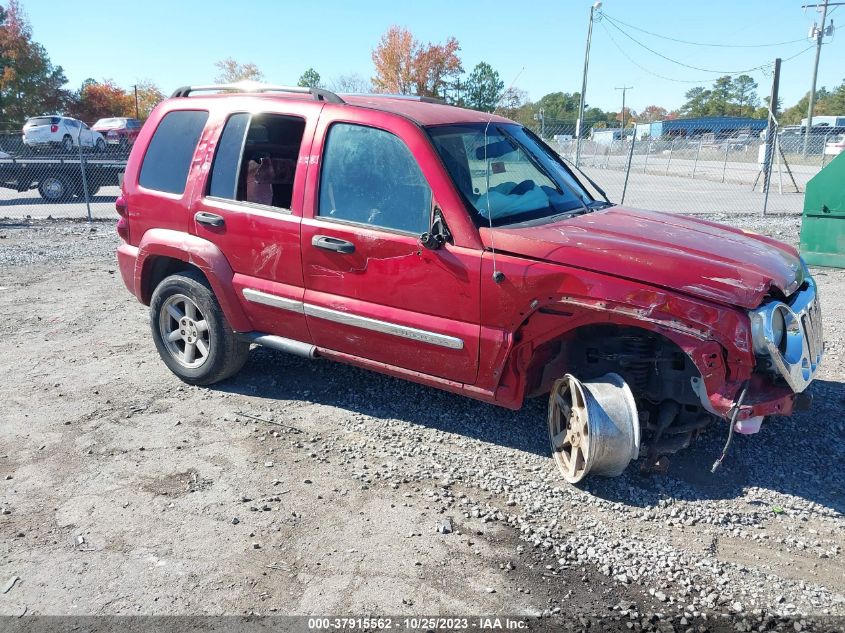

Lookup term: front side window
[428,123,596,226]
[139,110,208,194]
[318,123,431,235]
[207,112,305,211]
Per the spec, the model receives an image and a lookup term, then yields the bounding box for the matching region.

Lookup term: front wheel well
[141,256,207,305]
[526,323,704,408]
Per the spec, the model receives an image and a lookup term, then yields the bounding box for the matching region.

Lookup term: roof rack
[344,93,446,105]
[170,81,345,104]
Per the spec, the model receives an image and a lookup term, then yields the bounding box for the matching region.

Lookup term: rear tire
[95,138,106,153]
[150,271,250,385]
[61,135,73,153]
[38,175,72,202]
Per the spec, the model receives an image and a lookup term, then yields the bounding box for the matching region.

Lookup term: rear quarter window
[139,110,209,195]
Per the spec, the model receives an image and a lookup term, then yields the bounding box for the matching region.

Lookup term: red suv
[116,82,823,481]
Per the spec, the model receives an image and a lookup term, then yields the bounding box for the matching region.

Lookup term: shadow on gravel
[582,378,845,515]
[218,346,551,458]
[218,349,845,515]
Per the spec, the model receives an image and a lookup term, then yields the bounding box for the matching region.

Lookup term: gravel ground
[0,216,843,629]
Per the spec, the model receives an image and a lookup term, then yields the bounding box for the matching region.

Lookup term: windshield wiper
[560,157,611,204]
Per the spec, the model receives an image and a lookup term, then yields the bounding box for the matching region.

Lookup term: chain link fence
[534,121,840,217]
[0,115,840,221]
[0,128,127,220]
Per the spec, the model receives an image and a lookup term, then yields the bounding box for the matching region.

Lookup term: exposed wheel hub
[548,373,640,483]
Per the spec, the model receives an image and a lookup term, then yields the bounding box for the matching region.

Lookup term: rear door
[300,114,482,384]
[190,102,319,343]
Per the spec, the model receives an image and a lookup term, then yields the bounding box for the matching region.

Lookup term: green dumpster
[800,151,845,268]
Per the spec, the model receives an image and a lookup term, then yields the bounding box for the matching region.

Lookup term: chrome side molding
[241,287,464,350]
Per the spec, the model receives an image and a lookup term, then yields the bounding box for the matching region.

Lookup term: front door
[300,121,481,384]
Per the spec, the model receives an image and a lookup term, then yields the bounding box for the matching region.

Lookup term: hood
[488,206,802,309]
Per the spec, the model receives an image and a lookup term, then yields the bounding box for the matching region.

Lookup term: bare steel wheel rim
[159,294,211,369]
[548,375,591,483]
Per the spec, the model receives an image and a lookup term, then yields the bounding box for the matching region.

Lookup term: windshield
[428,123,597,226]
[95,118,123,127]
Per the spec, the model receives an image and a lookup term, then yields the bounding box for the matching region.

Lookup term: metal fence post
[621,135,636,205]
[642,139,649,173]
[76,130,92,222]
[721,142,730,183]
[692,140,702,179]
[821,132,830,169]
[665,138,675,176]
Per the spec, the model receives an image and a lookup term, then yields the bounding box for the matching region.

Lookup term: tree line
[4,3,843,134]
[0,1,163,127]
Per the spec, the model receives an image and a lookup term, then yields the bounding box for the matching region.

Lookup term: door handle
[312,235,355,254]
[195,212,225,228]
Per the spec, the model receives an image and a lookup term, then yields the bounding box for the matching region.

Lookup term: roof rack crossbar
[170,82,345,104]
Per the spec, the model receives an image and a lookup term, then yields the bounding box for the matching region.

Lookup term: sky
[17,0,845,115]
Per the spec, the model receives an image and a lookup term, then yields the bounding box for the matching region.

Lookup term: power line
[601,16,784,74]
[600,21,815,85]
[601,12,809,48]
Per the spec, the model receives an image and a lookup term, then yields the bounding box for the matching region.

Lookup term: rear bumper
[117,243,139,299]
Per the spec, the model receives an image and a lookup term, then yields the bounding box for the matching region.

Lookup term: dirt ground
[0,217,843,628]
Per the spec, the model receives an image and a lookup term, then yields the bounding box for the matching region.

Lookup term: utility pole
[575,1,602,168]
[133,84,139,119]
[802,0,832,156]
[615,86,633,131]
[762,58,781,202]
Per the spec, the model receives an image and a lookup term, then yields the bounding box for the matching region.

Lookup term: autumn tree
[413,36,462,98]
[66,79,133,123]
[133,79,165,120]
[371,26,416,94]
[615,107,637,127]
[297,68,321,88]
[639,105,668,123]
[0,1,69,124]
[371,26,462,99]
[463,62,503,112]
[214,58,263,83]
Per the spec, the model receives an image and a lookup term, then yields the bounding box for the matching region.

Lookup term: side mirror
[419,207,452,251]
[419,232,442,250]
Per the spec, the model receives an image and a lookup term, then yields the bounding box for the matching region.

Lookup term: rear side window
[208,113,249,200]
[139,110,208,194]
[207,112,305,210]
